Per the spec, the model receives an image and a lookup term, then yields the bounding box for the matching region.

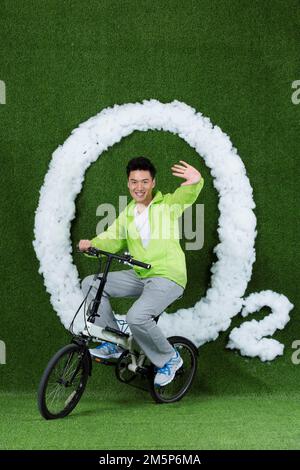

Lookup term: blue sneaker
[154,350,183,387]
[89,341,123,360]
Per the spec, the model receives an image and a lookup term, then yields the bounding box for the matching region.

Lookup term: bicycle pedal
[93,356,116,366]
[94,357,103,364]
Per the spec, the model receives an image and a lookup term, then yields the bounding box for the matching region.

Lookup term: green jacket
[90,178,204,288]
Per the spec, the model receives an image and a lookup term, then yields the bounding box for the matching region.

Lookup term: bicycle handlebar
[77,245,152,270]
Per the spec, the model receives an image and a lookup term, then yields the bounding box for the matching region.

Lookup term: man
[79,156,204,386]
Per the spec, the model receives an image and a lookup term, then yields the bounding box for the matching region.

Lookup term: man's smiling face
[127,169,156,204]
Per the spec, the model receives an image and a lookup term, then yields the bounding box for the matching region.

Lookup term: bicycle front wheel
[38,343,90,420]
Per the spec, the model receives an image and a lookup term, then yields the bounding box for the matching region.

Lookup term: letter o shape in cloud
[33,99,293,361]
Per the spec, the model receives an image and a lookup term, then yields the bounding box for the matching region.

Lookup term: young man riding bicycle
[79,156,204,387]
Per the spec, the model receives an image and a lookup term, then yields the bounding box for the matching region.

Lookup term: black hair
[126,157,156,180]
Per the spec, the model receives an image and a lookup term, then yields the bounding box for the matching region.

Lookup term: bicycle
[37,246,198,420]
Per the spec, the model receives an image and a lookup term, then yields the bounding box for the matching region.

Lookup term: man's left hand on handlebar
[78,240,92,252]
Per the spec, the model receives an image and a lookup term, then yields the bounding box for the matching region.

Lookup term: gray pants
[81,269,184,368]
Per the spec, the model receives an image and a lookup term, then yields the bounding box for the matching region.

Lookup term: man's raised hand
[171,160,202,186]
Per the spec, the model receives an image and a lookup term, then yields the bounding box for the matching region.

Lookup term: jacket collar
[127,188,163,215]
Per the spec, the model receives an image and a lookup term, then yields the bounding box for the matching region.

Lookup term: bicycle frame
[78,248,151,374]
[82,321,149,375]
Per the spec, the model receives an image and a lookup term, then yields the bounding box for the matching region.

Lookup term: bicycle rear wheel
[149,336,198,404]
[38,343,90,420]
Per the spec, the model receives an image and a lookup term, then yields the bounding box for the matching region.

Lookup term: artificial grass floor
[1,390,299,450]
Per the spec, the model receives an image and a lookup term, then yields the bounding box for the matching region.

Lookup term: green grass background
[0,0,299,450]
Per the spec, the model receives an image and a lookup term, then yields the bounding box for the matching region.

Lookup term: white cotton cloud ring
[33,99,292,361]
